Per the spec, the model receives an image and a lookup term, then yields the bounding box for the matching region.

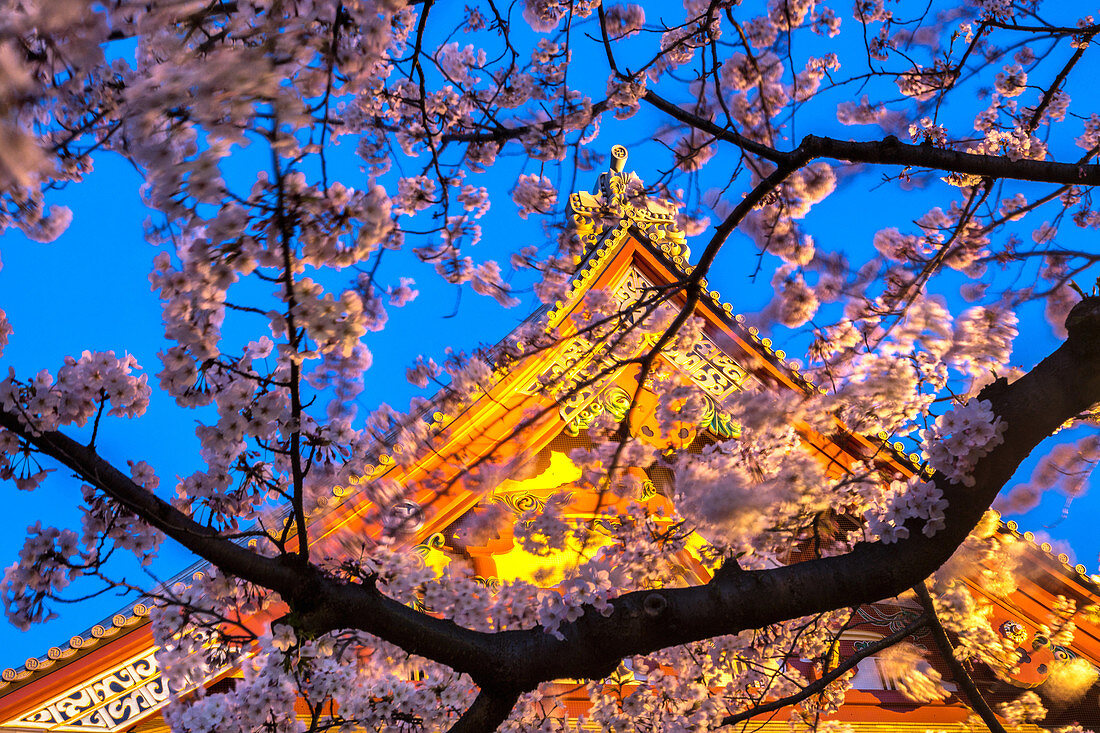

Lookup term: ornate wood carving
[544,266,747,440]
[1,650,170,733]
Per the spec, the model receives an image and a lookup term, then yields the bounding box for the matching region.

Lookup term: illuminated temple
[2,147,1099,732]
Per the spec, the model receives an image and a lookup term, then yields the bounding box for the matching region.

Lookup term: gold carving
[569,146,687,257]
[564,385,631,435]
[472,576,502,594]
[662,339,748,402]
[700,396,741,439]
[494,492,551,515]
[541,266,748,439]
[611,270,748,402]
[412,532,447,559]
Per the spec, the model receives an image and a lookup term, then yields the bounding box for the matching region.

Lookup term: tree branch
[718,613,930,727]
[800,134,1100,186]
[642,90,788,163]
[0,409,509,686]
[913,582,1009,733]
[641,90,1100,186]
[446,689,520,733]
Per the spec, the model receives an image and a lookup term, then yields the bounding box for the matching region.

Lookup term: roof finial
[609,144,628,173]
[592,143,631,198]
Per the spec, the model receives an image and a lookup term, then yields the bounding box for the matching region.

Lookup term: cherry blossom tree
[2,0,1100,731]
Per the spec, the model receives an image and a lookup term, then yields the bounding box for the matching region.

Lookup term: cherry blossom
[922,400,1007,487]
[511,174,559,220]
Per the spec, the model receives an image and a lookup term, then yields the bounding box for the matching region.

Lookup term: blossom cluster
[922,399,1007,486]
[512,174,559,220]
[948,305,1018,379]
[1000,434,1100,513]
[864,478,947,543]
[1,523,82,629]
[0,351,150,432]
[877,642,947,702]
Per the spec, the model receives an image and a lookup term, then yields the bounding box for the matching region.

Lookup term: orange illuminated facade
[2,152,1099,732]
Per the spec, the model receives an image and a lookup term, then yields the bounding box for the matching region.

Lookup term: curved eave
[0,622,153,726]
[0,605,151,698]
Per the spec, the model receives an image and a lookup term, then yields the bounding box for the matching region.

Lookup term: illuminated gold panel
[494,451,581,499]
[492,533,615,586]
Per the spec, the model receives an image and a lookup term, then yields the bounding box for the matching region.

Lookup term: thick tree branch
[446,689,520,733]
[799,134,1100,186]
[0,410,509,686]
[445,296,1100,690]
[0,410,297,594]
[717,613,930,727]
[296,296,1100,692]
[914,582,1009,733]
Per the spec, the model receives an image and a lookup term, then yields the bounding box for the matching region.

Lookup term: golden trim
[568,151,687,258]
[1,607,150,693]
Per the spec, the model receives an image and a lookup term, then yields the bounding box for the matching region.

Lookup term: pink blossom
[511,173,558,219]
[995,64,1028,97]
[387,277,418,306]
[922,399,1007,486]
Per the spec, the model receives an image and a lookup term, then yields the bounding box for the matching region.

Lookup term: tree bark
[446,690,520,733]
